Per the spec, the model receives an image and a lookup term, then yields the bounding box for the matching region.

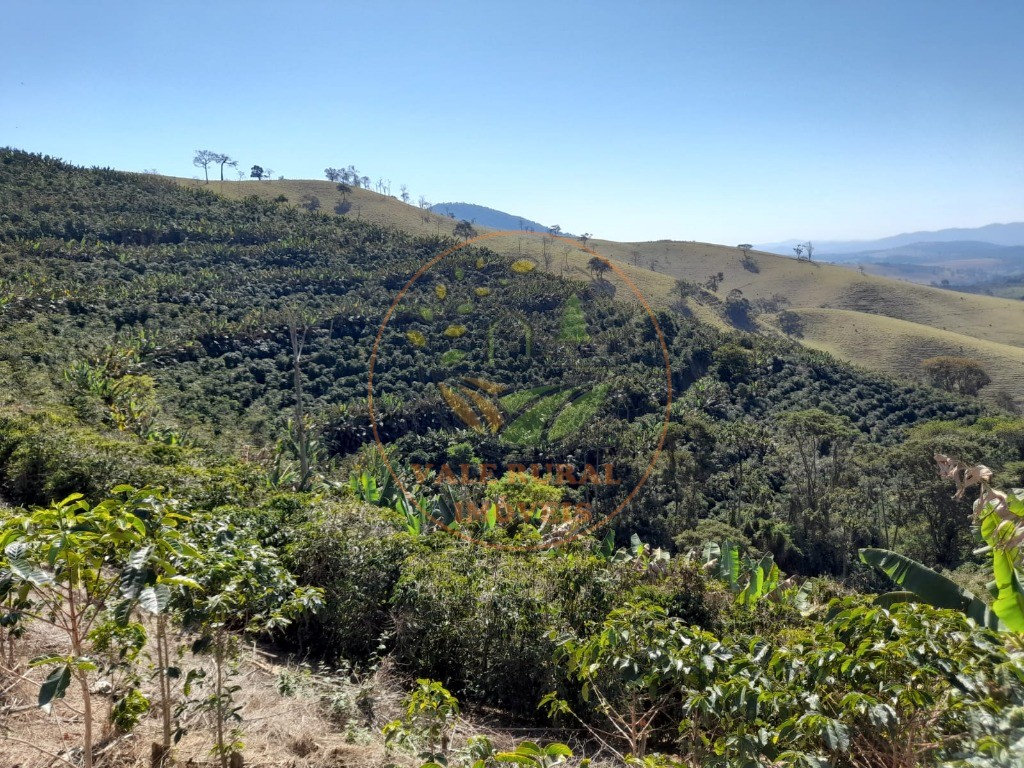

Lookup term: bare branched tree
[212,153,237,182]
[193,150,217,183]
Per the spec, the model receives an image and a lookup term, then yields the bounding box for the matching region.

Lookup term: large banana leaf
[702,541,720,564]
[978,493,1024,632]
[719,541,741,591]
[990,549,1024,632]
[859,548,1002,630]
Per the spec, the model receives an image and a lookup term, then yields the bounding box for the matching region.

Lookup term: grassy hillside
[790,308,1024,399]
[178,177,458,237]
[176,176,1024,405]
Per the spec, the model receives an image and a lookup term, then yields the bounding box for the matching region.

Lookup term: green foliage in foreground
[545,599,1024,766]
[0,485,321,768]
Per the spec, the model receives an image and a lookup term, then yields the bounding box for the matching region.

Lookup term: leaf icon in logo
[438,377,508,434]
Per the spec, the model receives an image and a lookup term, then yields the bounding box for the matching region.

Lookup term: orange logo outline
[367,230,672,551]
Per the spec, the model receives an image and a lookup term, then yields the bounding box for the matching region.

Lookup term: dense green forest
[4,149,1024,767]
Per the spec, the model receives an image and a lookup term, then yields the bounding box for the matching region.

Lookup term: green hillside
[176,175,1024,406]
[5,150,1024,767]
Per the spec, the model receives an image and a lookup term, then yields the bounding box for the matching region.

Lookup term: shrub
[391,541,624,716]
[285,502,412,660]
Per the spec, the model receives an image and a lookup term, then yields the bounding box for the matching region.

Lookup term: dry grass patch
[0,618,405,768]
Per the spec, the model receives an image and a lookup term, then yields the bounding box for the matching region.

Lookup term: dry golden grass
[177,177,459,239]
[172,176,1024,405]
[1,616,601,768]
[0,618,406,768]
[781,308,1024,403]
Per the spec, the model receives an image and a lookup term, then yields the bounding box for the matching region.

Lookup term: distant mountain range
[828,240,1024,266]
[756,222,1024,255]
[817,241,1024,284]
[429,202,556,234]
[756,223,1024,285]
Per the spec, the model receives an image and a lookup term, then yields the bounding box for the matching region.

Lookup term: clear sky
[2,1,1022,244]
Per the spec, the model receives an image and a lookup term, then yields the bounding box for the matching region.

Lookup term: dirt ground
[1,617,410,768]
[1,618,606,768]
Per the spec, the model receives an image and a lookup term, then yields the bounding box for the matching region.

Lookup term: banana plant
[597,528,616,560]
[861,454,1024,632]
[702,541,810,611]
[702,541,740,589]
[396,494,432,536]
[349,468,398,506]
[736,553,781,608]
[349,469,382,503]
[610,533,671,576]
[938,454,1024,631]
[858,548,1001,630]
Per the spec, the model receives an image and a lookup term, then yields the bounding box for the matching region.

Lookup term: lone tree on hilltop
[324,167,341,182]
[193,150,217,183]
[921,356,991,396]
[578,232,592,249]
[250,165,265,180]
[549,224,562,235]
[738,245,759,273]
[212,153,237,181]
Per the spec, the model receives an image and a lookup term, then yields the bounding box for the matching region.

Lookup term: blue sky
[2,1,1021,244]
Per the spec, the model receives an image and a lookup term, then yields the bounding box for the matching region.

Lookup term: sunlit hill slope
[177,177,1024,406]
